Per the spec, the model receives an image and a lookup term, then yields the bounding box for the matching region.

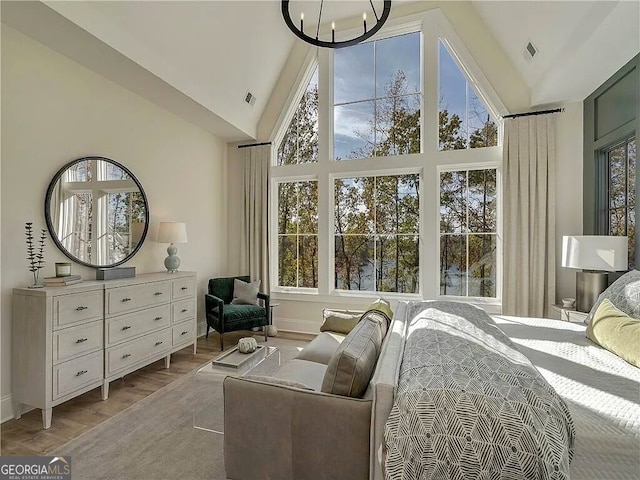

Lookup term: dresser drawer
[53,290,103,329]
[106,305,171,346]
[53,351,103,400]
[172,319,195,346]
[106,281,171,315]
[172,299,195,324]
[172,277,195,301]
[105,329,172,376]
[53,320,103,364]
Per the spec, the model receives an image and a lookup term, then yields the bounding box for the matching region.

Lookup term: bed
[384,300,640,480]
[494,315,640,480]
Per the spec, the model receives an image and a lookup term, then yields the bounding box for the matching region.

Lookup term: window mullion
[625,141,629,235]
[465,171,470,297]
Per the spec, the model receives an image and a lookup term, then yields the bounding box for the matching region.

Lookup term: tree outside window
[274,26,502,295]
[439,40,497,150]
[335,174,419,293]
[278,181,318,287]
[604,137,636,269]
[440,169,497,298]
[334,32,421,160]
[277,68,318,165]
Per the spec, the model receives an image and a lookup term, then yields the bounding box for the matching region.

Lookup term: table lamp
[157,222,188,273]
[562,235,628,312]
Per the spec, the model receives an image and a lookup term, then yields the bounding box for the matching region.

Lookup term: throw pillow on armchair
[230,278,261,305]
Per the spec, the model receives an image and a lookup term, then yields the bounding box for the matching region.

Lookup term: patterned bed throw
[384,301,575,480]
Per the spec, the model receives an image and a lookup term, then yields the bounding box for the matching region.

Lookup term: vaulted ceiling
[2,1,638,141]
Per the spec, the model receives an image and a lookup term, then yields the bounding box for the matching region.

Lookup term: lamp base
[576,271,608,313]
[164,244,181,273]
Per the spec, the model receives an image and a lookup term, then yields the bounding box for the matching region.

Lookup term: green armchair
[205,276,270,350]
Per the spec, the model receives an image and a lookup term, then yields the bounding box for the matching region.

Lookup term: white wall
[226,142,244,276]
[555,102,584,303]
[1,26,229,420]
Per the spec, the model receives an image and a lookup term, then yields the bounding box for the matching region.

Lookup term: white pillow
[231,278,261,305]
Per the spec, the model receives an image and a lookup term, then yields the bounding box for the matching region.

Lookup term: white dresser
[12,271,197,429]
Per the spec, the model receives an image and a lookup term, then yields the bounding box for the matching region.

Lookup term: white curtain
[240,145,270,291]
[502,115,556,317]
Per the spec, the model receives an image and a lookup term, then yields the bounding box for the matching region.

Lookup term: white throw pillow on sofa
[231,278,261,305]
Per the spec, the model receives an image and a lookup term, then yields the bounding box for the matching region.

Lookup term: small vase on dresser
[12,271,197,429]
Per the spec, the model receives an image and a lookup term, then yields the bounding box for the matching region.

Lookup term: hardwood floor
[1,331,312,456]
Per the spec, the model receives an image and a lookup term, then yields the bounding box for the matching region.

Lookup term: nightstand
[550,304,589,323]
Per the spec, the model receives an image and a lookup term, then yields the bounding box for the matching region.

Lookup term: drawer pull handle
[154,316,163,321]
[122,353,132,359]
[122,326,131,331]
[121,298,131,303]
[75,305,88,311]
[181,286,188,291]
[76,338,88,343]
[155,341,163,346]
[181,308,188,313]
[76,370,88,376]
[181,331,188,335]
[154,292,163,296]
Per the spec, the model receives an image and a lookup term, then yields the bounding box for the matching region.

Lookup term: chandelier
[281,0,392,49]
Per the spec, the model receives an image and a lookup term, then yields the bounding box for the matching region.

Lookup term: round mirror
[45,156,149,268]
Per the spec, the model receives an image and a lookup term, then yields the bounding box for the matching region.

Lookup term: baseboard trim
[1,394,14,423]
[274,317,319,335]
[197,320,208,338]
[196,318,319,336]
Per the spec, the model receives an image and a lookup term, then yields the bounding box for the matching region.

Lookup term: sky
[331,33,494,159]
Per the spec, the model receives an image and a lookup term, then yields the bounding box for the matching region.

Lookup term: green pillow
[587,298,640,368]
[361,298,393,325]
[320,309,362,335]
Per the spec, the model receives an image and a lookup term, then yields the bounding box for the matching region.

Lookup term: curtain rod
[502,108,564,119]
[237,141,272,149]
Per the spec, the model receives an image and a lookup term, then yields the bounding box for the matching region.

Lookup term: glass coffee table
[193,345,280,433]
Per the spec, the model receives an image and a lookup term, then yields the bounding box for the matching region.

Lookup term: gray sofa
[223,302,409,480]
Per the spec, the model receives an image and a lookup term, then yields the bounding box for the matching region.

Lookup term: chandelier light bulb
[332,21,335,42]
[363,12,367,32]
[300,12,304,31]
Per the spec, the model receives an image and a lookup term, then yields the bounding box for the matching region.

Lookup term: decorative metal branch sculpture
[25,222,46,287]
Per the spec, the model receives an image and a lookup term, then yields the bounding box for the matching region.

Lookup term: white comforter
[493,316,640,480]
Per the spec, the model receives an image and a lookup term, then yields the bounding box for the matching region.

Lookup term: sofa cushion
[223,304,266,323]
[273,359,328,392]
[320,309,363,335]
[321,310,387,398]
[295,332,345,365]
[587,298,640,368]
[586,269,640,324]
[245,375,314,391]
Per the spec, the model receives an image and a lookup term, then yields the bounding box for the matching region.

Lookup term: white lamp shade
[157,222,188,244]
[562,235,628,271]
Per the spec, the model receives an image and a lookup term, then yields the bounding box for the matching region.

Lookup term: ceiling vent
[244,91,256,107]
[523,41,538,62]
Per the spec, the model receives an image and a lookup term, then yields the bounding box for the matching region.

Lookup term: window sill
[269,289,502,313]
